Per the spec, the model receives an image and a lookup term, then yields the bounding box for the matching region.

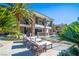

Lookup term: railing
[35,24,44,29]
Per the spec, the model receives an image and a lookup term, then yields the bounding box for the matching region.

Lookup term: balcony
[35,24,44,29]
[46,26,52,29]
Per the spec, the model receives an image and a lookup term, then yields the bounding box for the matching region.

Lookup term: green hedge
[58,46,79,56]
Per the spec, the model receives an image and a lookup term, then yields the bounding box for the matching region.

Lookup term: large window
[35,17,43,25]
[47,21,52,27]
[35,29,42,35]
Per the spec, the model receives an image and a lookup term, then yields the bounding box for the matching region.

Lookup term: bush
[58,21,79,56]
[59,21,79,45]
[58,46,79,56]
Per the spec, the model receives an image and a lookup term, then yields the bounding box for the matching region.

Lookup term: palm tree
[0,6,16,33]
[0,3,31,39]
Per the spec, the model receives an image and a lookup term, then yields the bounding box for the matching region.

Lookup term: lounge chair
[28,37,47,52]
[29,37,53,49]
[30,42,46,56]
[23,36,52,55]
[23,36,46,55]
[34,37,52,48]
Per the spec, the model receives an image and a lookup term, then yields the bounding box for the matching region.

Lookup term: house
[20,11,53,36]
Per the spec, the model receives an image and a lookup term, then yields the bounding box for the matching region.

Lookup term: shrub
[58,21,79,56]
[58,46,79,56]
[59,21,79,47]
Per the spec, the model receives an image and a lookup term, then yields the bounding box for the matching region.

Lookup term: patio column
[44,19,47,36]
[31,14,36,36]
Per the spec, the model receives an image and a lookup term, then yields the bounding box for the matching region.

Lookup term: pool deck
[40,43,71,56]
[0,40,13,56]
[0,40,71,56]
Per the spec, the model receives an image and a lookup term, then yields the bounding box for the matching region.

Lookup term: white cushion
[36,41,46,46]
[35,38,42,42]
[29,37,42,42]
[45,41,52,45]
[29,37,36,42]
[31,38,36,42]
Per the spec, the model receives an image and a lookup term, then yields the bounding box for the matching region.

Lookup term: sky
[28,3,79,25]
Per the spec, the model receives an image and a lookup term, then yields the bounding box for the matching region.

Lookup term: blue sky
[28,3,79,25]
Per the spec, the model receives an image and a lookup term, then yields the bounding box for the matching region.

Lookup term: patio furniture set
[23,35,53,56]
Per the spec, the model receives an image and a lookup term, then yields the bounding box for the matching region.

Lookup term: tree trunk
[16,20,20,40]
[15,13,21,40]
[44,19,47,36]
[31,14,35,37]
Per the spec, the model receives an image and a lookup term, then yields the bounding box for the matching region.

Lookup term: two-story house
[20,11,53,36]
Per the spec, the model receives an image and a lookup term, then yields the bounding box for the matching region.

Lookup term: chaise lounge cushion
[36,41,46,46]
[35,38,42,42]
[29,37,42,42]
[44,41,52,45]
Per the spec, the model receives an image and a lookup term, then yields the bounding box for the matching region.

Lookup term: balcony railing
[35,24,44,29]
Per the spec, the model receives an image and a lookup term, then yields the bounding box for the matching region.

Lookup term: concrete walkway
[0,40,13,56]
[11,41,34,56]
[11,42,29,56]
[11,41,71,56]
[40,43,71,56]
[0,40,71,56]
